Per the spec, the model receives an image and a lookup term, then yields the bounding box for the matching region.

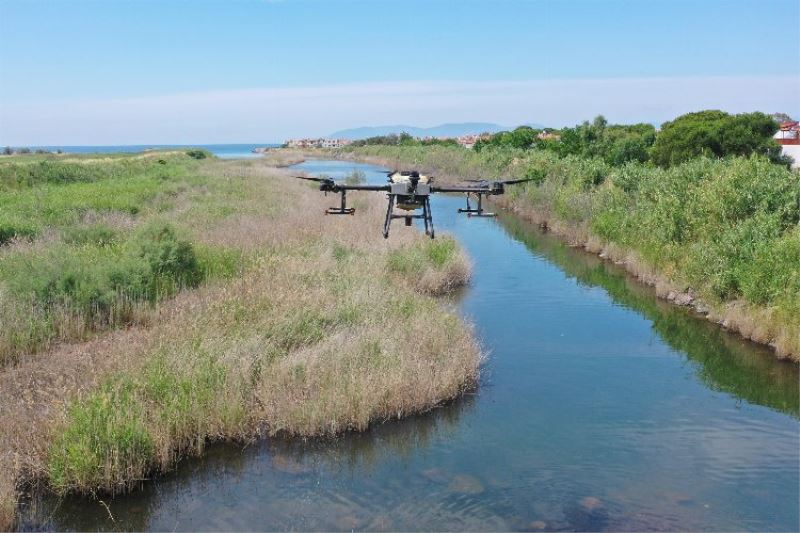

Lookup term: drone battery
[390,183,409,195]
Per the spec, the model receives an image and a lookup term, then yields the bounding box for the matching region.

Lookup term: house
[775,121,800,145]
[284,138,352,149]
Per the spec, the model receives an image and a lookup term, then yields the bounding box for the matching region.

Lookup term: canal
[23,160,799,531]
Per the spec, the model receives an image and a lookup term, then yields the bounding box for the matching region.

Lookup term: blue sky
[1,0,798,144]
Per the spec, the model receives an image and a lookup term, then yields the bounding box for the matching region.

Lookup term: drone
[296,170,532,239]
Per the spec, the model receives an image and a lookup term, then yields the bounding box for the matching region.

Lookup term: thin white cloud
[1,76,798,145]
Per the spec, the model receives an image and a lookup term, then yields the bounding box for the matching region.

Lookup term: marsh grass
[0,154,289,364]
[0,154,478,527]
[43,216,477,495]
[388,237,471,295]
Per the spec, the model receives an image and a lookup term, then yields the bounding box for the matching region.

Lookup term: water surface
[20,144,279,159]
[20,160,799,531]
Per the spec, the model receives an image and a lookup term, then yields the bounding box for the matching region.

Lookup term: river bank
[312,147,800,362]
[0,154,478,530]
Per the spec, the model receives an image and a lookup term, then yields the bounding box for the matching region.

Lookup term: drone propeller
[296,175,337,194]
[499,178,534,185]
[463,177,535,186]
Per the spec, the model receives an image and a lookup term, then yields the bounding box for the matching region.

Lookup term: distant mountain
[329,122,543,140]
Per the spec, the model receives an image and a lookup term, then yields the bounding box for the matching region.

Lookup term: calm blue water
[22,160,800,531]
[25,144,280,159]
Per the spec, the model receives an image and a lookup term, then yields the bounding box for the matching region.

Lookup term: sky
[1,0,798,145]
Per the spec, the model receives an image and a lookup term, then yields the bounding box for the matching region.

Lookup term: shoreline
[313,148,798,362]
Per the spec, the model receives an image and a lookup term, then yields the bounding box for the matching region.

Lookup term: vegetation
[0,153,478,528]
[341,128,800,359]
[350,132,460,147]
[542,111,781,167]
[0,152,236,363]
[353,111,788,170]
[650,110,786,167]
[344,169,366,185]
[387,236,470,295]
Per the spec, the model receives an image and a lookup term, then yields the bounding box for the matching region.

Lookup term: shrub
[1,223,201,335]
[0,221,38,245]
[185,149,211,160]
[134,223,202,292]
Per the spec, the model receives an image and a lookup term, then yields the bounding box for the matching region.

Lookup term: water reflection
[495,211,800,417]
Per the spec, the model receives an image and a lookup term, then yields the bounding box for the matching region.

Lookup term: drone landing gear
[458,193,496,217]
[383,196,435,239]
[325,190,355,215]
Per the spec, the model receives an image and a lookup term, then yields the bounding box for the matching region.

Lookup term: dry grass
[0,159,479,528]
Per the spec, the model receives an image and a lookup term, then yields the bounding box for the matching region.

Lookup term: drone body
[297,170,531,239]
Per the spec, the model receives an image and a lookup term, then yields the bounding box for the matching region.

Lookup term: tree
[507,126,539,149]
[772,112,794,123]
[539,116,656,165]
[651,110,782,167]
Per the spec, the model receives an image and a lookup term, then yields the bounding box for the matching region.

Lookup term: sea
[25,144,281,159]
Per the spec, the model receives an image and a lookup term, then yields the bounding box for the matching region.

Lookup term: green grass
[0,152,275,363]
[48,352,229,492]
[388,236,459,274]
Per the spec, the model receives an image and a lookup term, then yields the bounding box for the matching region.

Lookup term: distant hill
[328,122,544,140]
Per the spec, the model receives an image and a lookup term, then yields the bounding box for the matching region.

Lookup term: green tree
[651,110,783,167]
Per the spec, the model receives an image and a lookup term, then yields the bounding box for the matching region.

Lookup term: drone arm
[431,185,493,194]
[335,184,391,192]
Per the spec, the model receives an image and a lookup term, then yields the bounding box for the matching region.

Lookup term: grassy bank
[335,144,800,361]
[0,153,478,529]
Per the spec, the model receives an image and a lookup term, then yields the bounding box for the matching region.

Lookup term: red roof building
[775,121,799,145]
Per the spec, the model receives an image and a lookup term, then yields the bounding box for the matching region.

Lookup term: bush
[186,149,211,160]
[134,223,202,292]
[0,221,38,245]
[1,223,201,328]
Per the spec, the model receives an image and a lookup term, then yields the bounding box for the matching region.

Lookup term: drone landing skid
[325,190,355,215]
[383,195,434,239]
[325,207,355,215]
[459,208,497,218]
[458,193,497,217]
